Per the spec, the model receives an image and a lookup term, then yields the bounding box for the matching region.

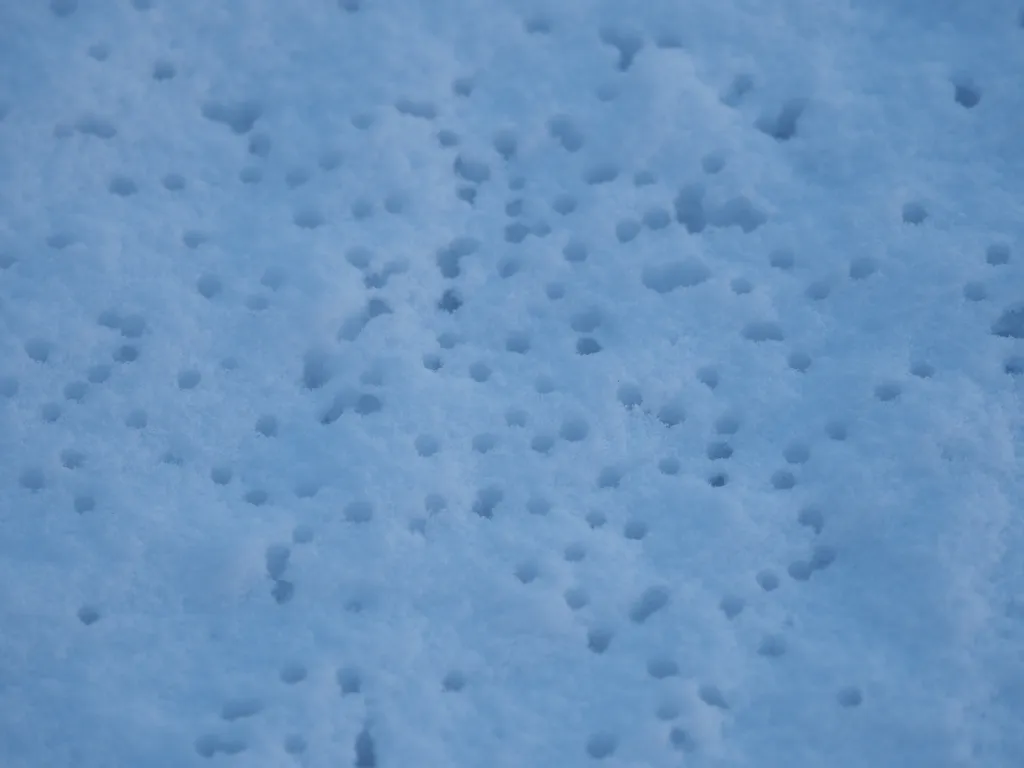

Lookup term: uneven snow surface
[1,1,1023,766]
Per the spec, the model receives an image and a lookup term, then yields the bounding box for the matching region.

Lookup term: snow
[0,0,1022,766]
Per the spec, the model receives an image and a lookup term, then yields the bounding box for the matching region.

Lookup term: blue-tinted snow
[0,1,1022,766]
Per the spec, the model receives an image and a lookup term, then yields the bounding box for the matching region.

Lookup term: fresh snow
[1,1,1022,766]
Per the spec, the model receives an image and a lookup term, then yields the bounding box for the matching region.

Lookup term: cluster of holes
[30,9,960,755]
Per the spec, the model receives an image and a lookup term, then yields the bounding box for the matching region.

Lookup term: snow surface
[1,1,1022,766]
